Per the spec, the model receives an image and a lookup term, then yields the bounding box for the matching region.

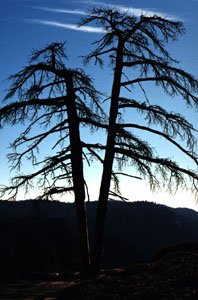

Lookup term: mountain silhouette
[0,199,198,279]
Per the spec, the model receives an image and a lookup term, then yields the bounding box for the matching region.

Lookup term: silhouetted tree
[1,9,198,280]
[0,42,105,277]
[79,8,198,275]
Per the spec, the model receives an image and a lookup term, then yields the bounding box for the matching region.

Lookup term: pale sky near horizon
[1,0,198,210]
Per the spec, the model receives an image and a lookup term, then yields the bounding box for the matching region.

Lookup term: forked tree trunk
[91,41,124,276]
[65,72,91,278]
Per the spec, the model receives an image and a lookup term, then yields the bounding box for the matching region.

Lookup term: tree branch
[117,123,198,165]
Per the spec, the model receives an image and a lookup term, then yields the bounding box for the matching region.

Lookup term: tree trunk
[91,41,124,276]
[65,72,91,278]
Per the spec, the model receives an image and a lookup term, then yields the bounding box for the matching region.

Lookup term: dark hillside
[0,199,198,279]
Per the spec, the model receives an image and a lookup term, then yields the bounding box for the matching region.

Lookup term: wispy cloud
[32,3,182,21]
[28,2,183,35]
[26,19,104,33]
[81,1,182,21]
[32,6,87,16]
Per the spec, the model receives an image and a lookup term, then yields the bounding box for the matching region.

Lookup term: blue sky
[1,0,198,210]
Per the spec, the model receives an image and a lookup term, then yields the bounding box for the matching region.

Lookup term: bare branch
[113,172,142,180]
[117,123,198,165]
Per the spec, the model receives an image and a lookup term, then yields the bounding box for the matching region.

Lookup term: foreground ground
[1,242,198,300]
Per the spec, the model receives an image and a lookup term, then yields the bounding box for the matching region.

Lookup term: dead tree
[79,8,198,275]
[0,42,106,278]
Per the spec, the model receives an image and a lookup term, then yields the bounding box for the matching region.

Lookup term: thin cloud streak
[32,3,182,21]
[32,6,87,15]
[81,1,182,21]
[26,19,105,33]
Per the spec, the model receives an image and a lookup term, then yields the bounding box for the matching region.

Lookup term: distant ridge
[0,199,198,277]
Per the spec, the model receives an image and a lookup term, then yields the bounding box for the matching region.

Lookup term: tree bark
[65,72,91,278]
[91,40,124,276]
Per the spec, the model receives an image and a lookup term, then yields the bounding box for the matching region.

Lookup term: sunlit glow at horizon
[119,179,198,211]
[7,179,198,212]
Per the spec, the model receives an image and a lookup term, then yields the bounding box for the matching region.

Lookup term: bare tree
[1,9,198,279]
[79,8,198,275]
[0,42,106,277]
